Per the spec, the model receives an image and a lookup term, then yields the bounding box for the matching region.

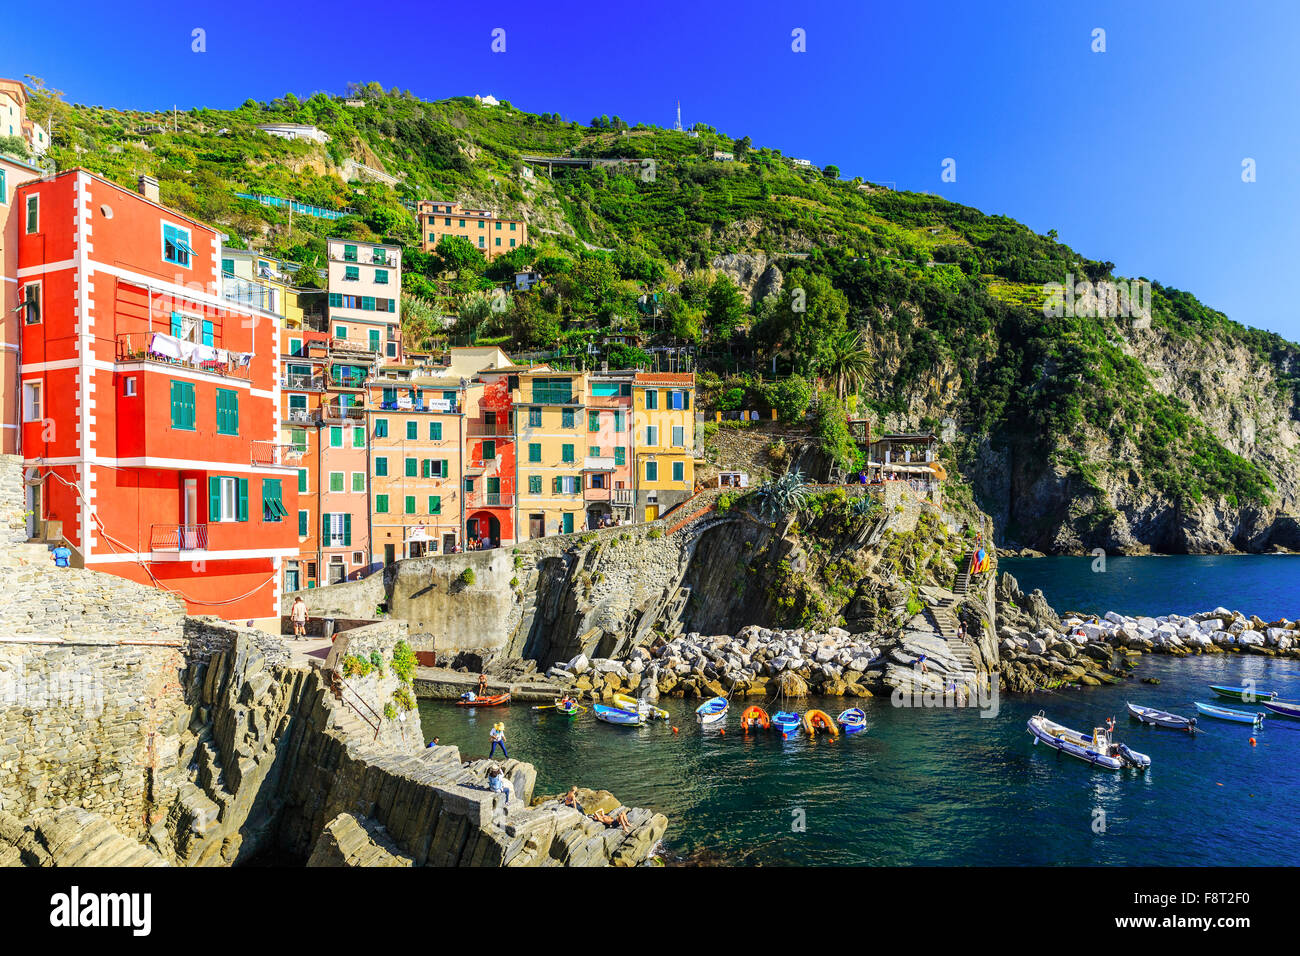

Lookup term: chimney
[137,175,159,203]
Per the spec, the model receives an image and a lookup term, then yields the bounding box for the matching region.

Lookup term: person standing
[291,596,308,639]
[478,672,488,697]
[489,722,507,759]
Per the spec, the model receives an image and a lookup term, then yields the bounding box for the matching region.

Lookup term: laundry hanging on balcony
[147,331,251,368]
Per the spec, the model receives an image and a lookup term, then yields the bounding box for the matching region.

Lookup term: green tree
[434,235,486,276]
[816,327,872,400]
[823,164,840,179]
[706,275,746,341]
[758,269,850,375]
[765,374,813,422]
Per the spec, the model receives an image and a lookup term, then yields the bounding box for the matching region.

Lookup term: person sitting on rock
[589,807,632,832]
[563,786,585,814]
[487,765,513,805]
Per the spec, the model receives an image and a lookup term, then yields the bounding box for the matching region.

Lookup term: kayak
[1126,702,1196,731]
[1209,684,1276,703]
[1027,712,1151,771]
[1194,701,1266,726]
[803,709,839,736]
[695,697,728,725]
[593,704,645,726]
[740,705,771,731]
[772,711,801,738]
[456,692,510,707]
[836,708,867,735]
[1263,699,1300,720]
[613,693,669,720]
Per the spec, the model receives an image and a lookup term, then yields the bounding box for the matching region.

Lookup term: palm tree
[817,327,872,401]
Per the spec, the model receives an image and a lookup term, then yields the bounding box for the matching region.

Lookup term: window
[25,193,38,234]
[289,337,302,356]
[376,495,389,514]
[222,257,234,274]
[215,389,239,436]
[562,408,575,428]
[375,457,388,476]
[562,513,574,534]
[614,410,625,433]
[644,389,658,410]
[590,473,607,489]
[335,325,347,339]
[375,418,389,438]
[329,472,345,492]
[589,411,601,432]
[406,420,417,440]
[330,427,343,448]
[353,426,365,448]
[405,495,416,515]
[209,476,248,522]
[528,443,541,463]
[670,390,690,410]
[429,421,442,441]
[298,469,308,493]
[291,428,308,452]
[561,444,575,463]
[482,441,495,461]
[614,447,625,467]
[429,495,441,515]
[344,265,359,282]
[22,382,41,421]
[673,462,685,482]
[672,426,685,447]
[646,425,659,446]
[478,236,485,248]
[646,461,659,482]
[375,269,388,284]
[405,457,417,477]
[123,376,137,397]
[162,223,193,268]
[528,475,542,494]
[352,472,365,492]
[589,446,600,457]
[553,475,580,494]
[298,510,308,536]
[528,407,542,427]
[262,479,287,522]
[169,380,195,430]
[21,283,40,324]
[343,244,357,262]
[463,477,474,493]
[0,169,5,202]
[323,512,351,547]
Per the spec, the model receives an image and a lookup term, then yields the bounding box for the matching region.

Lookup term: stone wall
[327,620,423,751]
[0,453,27,546]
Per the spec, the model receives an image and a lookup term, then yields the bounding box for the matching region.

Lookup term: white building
[791,158,813,168]
[256,123,331,144]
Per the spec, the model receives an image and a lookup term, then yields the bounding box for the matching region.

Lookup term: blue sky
[7,0,1300,342]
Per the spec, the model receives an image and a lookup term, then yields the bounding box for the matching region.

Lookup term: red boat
[740,705,771,730]
[456,692,511,707]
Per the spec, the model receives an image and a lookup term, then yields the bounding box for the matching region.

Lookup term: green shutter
[236,478,249,522]
[430,422,442,440]
[614,447,625,466]
[343,513,352,546]
[553,476,561,494]
[429,495,441,515]
[421,459,430,478]
[298,510,308,536]
[298,469,307,492]
[209,476,222,521]
[376,495,388,514]
[405,496,415,514]
[322,513,330,540]
[331,427,342,448]
[375,457,387,476]
[406,420,417,440]
[440,459,448,478]
[405,458,417,477]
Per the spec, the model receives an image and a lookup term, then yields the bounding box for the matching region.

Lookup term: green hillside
[28,81,1300,551]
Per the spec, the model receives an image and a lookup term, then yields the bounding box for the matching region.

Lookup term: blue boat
[695,697,729,725]
[836,708,867,735]
[592,704,645,726]
[1193,701,1265,726]
[772,711,802,738]
[1210,684,1276,703]
[1263,699,1300,720]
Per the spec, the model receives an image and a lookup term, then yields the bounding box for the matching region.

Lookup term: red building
[16,170,299,625]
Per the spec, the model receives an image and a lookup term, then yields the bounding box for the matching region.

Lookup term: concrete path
[282,635,334,670]
[414,666,564,703]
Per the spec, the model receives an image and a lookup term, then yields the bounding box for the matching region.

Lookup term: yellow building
[417,200,527,259]
[632,373,696,521]
[512,368,589,538]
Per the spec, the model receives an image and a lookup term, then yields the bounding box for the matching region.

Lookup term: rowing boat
[772,711,801,738]
[803,709,839,736]
[613,693,669,720]
[836,708,867,735]
[1126,702,1195,731]
[695,697,728,724]
[1209,684,1276,703]
[456,692,511,707]
[1193,701,1265,725]
[740,705,770,731]
[593,704,645,726]
[1263,699,1300,720]
[1027,712,1151,770]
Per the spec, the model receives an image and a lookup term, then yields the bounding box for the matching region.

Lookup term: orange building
[16,170,298,625]
[417,200,527,259]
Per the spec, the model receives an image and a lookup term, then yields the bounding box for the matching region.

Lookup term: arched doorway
[466,512,502,548]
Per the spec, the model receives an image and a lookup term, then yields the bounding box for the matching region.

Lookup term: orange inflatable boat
[803,709,839,736]
[740,705,771,731]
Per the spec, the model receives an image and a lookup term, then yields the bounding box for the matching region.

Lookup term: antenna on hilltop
[674,100,683,132]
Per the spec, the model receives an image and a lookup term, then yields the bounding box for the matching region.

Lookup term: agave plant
[755,469,811,522]
[850,494,881,519]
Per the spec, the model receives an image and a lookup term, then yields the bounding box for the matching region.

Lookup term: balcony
[587,394,629,408]
[330,336,379,355]
[151,523,208,553]
[284,407,319,425]
[613,489,634,506]
[466,492,514,509]
[320,403,367,422]
[116,333,252,381]
[584,485,612,502]
[584,456,617,471]
[468,422,510,437]
[252,441,305,467]
[281,373,325,391]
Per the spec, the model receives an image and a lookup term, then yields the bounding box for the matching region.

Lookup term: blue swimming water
[421,557,1300,866]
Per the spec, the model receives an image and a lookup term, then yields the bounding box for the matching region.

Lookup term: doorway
[442,533,457,553]
[529,514,545,539]
[644,505,659,522]
[384,544,396,565]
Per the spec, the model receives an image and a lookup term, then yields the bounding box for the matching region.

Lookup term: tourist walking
[51,541,72,568]
[489,722,508,759]
[291,596,308,639]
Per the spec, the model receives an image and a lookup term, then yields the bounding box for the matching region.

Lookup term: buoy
[1250,737,1257,746]
[672,726,679,734]
[783,733,789,740]
[720,729,725,736]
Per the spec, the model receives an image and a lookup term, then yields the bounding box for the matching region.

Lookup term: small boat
[1209,684,1276,703]
[1027,712,1151,770]
[1263,699,1300,720]
[695,697,729,725]
[1195,701,1265,726]
[803,709,839,736]
[613,693,669,720]
[456,692,511,707]
[1126,702,1196,731]
[555,698,586,717]
[836,708,867,735]
[739,705,771,731]
[593,704,645,726]
[772,711,802,738]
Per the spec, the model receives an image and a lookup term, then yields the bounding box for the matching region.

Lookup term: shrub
[390,640,417,683]
[383,702,397,720]
[341,654,372,678]
[458,567,476,587]
[392,687,416,712]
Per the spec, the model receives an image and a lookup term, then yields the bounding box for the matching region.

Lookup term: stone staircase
[930,593,978,684]
[953,551,975,596]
